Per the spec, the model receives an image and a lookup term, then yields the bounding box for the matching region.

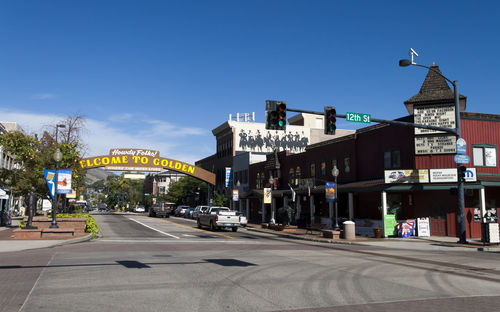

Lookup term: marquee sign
[79,148,215,185]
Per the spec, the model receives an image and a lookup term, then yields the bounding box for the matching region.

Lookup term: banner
[384,214,398,237]
[225,167,232,187]
[57,169,72,194]
[397,220,416,237]
[44,169,56,200]
[325,182,336,203]
[263,188,272,204]
[232,189,239,202]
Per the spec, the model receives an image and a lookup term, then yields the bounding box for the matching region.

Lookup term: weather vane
[409,48,419,65]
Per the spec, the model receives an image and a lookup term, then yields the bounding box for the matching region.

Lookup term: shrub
[85,215,99,239]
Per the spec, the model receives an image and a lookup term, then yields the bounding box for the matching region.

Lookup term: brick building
[243,65,500,238]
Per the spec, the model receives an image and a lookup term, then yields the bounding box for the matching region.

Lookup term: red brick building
[244,65,500,239]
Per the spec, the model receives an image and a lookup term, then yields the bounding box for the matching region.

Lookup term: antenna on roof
[409,48,419,65]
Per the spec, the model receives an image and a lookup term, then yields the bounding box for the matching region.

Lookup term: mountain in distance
[85,168,116,185]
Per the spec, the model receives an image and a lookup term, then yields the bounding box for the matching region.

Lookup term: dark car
[184,207,194,218]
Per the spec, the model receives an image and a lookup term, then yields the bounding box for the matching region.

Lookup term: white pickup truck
[197,206,240,232]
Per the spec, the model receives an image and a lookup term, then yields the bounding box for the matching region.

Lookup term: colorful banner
[225,167,232,187]
[325,182,336,203]
[232,189,239,202]
[44,169,56,200]
[263,188,272,204]
[397,220,416,237]
[57,169,72,194]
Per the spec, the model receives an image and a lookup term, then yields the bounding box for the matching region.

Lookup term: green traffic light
[278,120,284,127]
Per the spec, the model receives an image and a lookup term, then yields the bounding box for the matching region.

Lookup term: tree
[212,190,228,207]
[164,176,207,206]
[0,115,87,200]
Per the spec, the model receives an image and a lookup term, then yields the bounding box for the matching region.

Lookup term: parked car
[184,207,194,218]
[192,205,210,219]
[134,206,145,213]
[149,203,173,218]
[175,205,189,217]
[235,212,248,227]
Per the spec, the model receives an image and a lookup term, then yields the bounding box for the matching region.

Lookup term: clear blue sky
[1,0,499,164]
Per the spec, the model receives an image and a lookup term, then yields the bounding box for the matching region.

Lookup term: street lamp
[332,165,340,230]
[399,54,467,244]
[50,124,66,229]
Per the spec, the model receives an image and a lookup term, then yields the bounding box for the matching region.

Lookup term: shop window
[295,166,301,185]
[343,156,350,173]
[473,145,497,167]
[289,168,295,185]
[384,148,401,169]
[310,162,316,177]
[320,161,326,176]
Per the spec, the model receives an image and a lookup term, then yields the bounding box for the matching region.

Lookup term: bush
[85,215,99,239]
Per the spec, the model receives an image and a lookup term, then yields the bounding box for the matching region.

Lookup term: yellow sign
[79,148,215,185]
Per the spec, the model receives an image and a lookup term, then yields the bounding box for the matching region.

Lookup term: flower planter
[373,228,383,238]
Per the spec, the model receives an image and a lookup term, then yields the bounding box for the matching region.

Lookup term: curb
[52,233,94,247]
[246,227,360,246]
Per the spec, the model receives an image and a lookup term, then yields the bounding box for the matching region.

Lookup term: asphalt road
[1,214,499,312]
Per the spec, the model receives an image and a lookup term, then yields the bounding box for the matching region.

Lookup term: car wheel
[232,227,238,232]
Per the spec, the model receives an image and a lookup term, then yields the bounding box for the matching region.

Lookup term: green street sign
[346,112,371,123]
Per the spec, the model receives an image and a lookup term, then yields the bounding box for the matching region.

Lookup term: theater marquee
[79,148,215,185]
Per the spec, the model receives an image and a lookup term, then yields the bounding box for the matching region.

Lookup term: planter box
[24,217,87,233]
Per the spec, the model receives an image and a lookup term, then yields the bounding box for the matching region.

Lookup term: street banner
[225,167,232,187]
[263,188,272,204]
[44,169,56,200]
[57,169,72,194]
[325,182,336,203]
[233,189,239,202]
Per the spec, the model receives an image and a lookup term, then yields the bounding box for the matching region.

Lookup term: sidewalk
[245,223,500,253]
[0,226,93,253]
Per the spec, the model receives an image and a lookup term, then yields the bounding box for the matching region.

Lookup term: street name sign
[346,112,371,123]
[454,154,470,164]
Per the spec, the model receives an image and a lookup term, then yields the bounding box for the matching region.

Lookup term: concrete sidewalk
[0,226,93,253]
[246,223,500,252]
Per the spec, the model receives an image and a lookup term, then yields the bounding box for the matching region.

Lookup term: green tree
[0,115,87,200]
[164,176,207,206]
[211,190,228,207]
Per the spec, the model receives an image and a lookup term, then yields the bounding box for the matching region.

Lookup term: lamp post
[332,165,340,230]
[399,56,467,244]
[50,124,66,229]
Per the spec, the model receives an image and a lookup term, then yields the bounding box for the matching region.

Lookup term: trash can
[343,221,355,240]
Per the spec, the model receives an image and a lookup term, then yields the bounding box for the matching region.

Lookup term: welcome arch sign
[79,148,215,185]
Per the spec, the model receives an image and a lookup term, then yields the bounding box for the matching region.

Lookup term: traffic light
[324,106,336,135]
[265,100,287,130]
[458,166,467,182]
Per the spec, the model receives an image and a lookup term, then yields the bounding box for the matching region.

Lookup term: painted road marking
[164,219,234,239]
[128,218,180,239]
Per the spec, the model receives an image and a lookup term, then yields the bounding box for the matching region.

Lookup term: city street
[0,214,499,312]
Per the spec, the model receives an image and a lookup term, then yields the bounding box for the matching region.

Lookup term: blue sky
[1,0,499,164]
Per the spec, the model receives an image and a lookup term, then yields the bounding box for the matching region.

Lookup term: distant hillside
[85,168,116,185]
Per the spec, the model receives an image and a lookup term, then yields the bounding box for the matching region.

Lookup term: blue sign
[225,167,232,187]
[456,138,467,155]
[325,182,336,203]
[44,169,56,200]
[454,154,470,164]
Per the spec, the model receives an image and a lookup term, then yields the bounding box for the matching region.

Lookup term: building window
[289,168,295,186]
[473,145,497,167]
[384,148,401,169]
[321,161,326,176]
[296,166,301,185]
[344,156,350,173]
[310,162,316,177]
[331,158,337,171]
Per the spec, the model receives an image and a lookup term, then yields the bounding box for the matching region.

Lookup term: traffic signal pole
[286,107,458,135]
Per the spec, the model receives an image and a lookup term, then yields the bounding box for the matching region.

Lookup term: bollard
[343,221,355,240]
